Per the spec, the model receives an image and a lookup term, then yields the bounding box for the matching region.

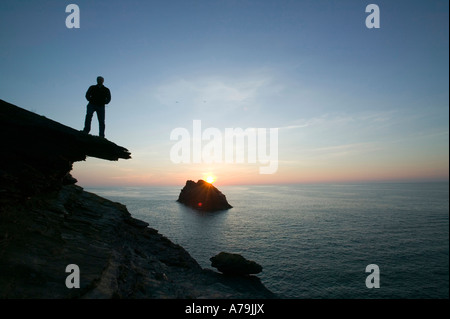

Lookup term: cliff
[0,99,131,204]
[0,99,275,298]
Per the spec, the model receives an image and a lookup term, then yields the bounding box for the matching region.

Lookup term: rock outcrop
[177,180,233,212]
[0,99,275,299]
[0,99,130,205]
[210,252,263,276]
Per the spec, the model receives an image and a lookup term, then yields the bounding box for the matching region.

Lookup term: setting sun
[206,176,215,184]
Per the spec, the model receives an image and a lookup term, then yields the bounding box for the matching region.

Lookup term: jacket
[86,84,111,107]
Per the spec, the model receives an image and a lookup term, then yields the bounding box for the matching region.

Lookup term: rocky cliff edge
[0,99,275,299]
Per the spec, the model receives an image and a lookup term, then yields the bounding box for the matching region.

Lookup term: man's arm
[85,86,93,102]
[105,88,111,105]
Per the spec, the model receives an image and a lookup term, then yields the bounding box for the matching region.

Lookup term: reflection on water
[87,182,449,298]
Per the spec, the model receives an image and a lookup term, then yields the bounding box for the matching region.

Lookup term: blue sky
[0,0,448,186]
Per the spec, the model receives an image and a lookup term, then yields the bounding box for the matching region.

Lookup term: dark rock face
[0,99,130,205]
[177,180,233,212]
[0,99,275,298]
[210,252,263,276]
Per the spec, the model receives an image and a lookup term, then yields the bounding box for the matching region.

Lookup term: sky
[0,0,448,186]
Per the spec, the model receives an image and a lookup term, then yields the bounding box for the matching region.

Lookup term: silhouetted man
[82,76,111,138]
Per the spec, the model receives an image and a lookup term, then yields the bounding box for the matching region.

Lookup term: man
[82,76,111,138]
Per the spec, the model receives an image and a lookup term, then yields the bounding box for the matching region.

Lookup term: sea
[86,182,449,299]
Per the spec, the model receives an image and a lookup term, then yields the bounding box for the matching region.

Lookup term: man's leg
[96,105,106,137]
[83,103,95,134]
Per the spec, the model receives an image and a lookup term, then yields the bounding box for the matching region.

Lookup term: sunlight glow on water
[87,182,449,298]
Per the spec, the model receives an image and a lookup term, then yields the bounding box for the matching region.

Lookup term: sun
[206,176,215,184]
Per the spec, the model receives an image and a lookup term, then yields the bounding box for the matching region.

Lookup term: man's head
[97,76,104,85]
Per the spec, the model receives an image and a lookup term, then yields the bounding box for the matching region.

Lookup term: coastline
[0,99,276,299]
[87,182,449,299]
[1,184,276,298]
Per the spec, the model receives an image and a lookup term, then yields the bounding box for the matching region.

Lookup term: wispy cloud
[279,110,397,132]
[303,142,384,159]
[153,74,273,110]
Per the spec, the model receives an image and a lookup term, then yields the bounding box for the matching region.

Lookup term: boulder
[210,252,263,276]
[177,179,232,212]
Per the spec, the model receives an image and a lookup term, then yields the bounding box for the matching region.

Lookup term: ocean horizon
[86,181,449,299]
